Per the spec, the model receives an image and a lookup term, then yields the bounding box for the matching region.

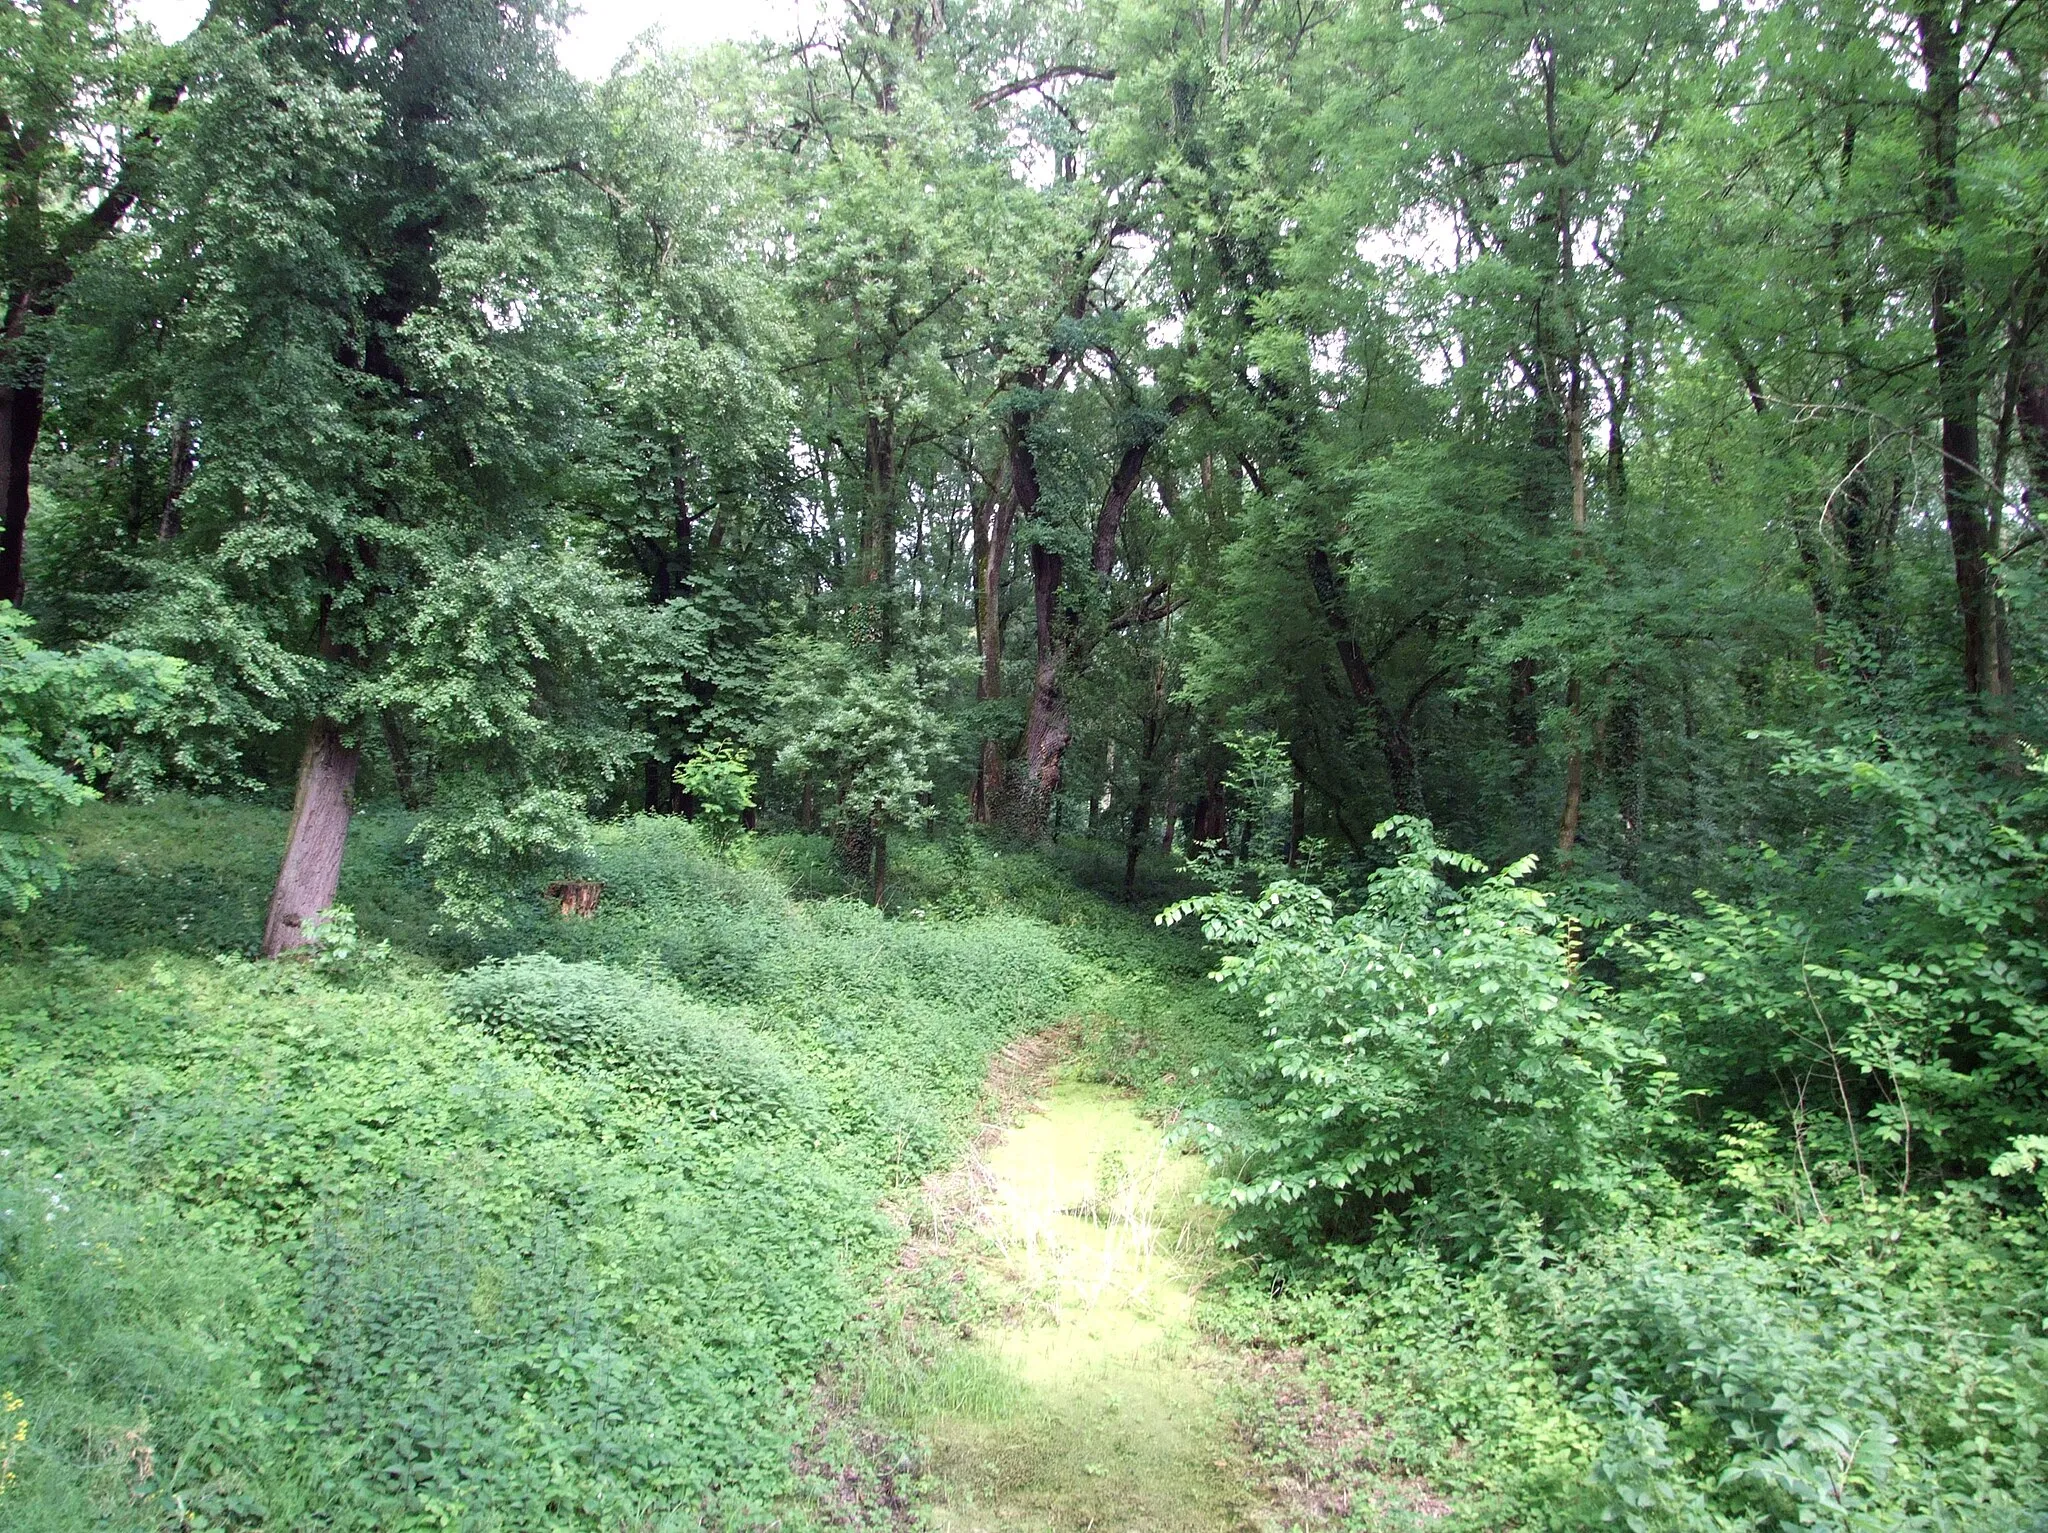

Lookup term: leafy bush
[676,742,758,851]
[302,904,389,978]
[1169,818,1645,1256]
[1245,1190,2048,1533]
[449,954,821,1130]
[0,607,182,910]
[1612,729,2048,1186]
[764,638,958,891]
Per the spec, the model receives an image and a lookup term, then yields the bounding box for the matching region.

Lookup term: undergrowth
[0,800,1080,1529]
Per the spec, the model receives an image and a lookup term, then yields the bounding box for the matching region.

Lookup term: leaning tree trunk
[262,720,363,956]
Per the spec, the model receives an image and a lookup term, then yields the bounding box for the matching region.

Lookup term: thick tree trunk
[1013,401,1182,835]
[157,420,196,542]
[1122,662,1167,901]
[262,720,363,956]
[1917,5,2000,697]
[0,379,43,609]
[1089,442,1150,576]
[1192,753,1228,850]
[861,414,898,656]
[1019,541,1071,818]
[2021,346,2048,503]
[381,710,422,810]
[1509,656,1539,754]
[871,829,888,909]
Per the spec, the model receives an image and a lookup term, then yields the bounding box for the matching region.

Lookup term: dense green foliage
[1,804,1074,1527]
[4,0,2046,1525]
[1170,819,1643,1255]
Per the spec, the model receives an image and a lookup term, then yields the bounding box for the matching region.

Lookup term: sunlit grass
[878,1078,1257,1533]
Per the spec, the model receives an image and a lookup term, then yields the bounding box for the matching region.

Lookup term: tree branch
[971,66,1116,110]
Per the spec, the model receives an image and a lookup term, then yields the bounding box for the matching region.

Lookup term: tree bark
[1917,4,2001,697]
[381,709,422,810]
[970,465,1012,823]
[1556,674,1585,860]
[157,419,196,542]
[0,373,43,609]
[1557,358,1589,853]
[2020,346,2048,555]
[262,720,363,956]
[1286,751,1307,868]
[1019,540,1071,814]
[1158,752,1180,855]
[1192,752,1228,849]
[1016,401,1184,833]
[860,412,898,656]
[1122,660,1168,901]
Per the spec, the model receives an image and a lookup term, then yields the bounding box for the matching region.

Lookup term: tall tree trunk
[1509,655,1540,758]
[1123,660,1167,902]
[1557,360,1589,859]
[381,710,422,810]
[1286,751,1307,868]
[0,378,43,609]
[1557,675,1585,859]
[1019,540,1071,814]
[970,466,1012,823]
[861,413,898,656]
[1610,682,1646,881]
[1158,752,1181,855]
[157,420,197,542]
[1829,117,1886,661]
[1015,400,1181,835]
[1193,752,1227,849]
[262,720,363,956]
[1917,5,2001,697]
[2019,342,2048,544]
[871,828,888,909]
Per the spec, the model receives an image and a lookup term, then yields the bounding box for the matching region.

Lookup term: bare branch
[971,66,1115,110]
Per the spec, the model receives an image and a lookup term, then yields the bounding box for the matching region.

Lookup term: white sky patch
[1355,207,1459,276]
[127,0,816,77]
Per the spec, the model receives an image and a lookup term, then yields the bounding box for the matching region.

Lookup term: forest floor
[814,1029,1262,1531]
[808,1030,1447,1533]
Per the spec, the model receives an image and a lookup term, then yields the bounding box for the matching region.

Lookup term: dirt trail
[849,1036,1265,1532]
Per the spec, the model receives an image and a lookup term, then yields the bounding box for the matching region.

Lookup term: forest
[2,0,2046,1527]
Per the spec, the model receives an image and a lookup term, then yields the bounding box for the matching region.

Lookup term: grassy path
[849,1039,1264,1532]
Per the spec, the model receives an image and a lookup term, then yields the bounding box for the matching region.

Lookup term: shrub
[1259,1192,2048,1533]
[448,955,821,1131]
[1168,817,1647,1257]
[675,743,758,852]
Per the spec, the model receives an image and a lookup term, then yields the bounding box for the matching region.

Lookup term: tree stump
[547,880,602,918]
